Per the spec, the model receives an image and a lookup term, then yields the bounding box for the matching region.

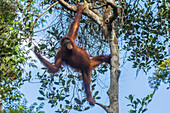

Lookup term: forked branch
[58,0,103,25]
[106,0,118,23]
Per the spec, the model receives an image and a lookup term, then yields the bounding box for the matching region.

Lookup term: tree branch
[30,1,59,31]
[92,4,107,9]
[55,7,74,17]
[96,102,109,112]
[15,0,23,11]
[27,0,33,12]
[58,0,77,11]
[58,0,103,26]
[162,9,169,16]
[105,0,118,23]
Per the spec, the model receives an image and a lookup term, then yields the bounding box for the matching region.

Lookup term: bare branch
[92,4,107,9]
[162,9,169,16]
[55,7,74,17]
[106,0,118,23]
[58,0,77,11]
[30,1,59,31]
[13,37,28,41]
[27,0,33,12]
[91,8,103,17]
[96,102,108,112]
[58,0,103,26]
[84,7,103,25]
[15,0,23,11]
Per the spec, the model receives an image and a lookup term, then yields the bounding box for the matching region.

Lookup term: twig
[15,0,23,11]
[162,9,169,16]
[27,0,33,12]
[96,102,108,111]
[14,37,27,41]
[55,7,74,17]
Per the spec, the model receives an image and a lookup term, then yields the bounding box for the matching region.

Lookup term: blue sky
[20,52,170,113]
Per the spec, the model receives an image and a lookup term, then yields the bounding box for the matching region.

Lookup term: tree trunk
[101,1,120,112]
[107,24,120,113]
[97,22,120,113]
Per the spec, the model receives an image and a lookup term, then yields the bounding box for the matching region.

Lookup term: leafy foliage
[34,69,101,112]
[3,99,44,113]
[0,0,38,111]
[0,0,23,104]
[149,58,170,89]
[126,91,155,113]
[117,0,169,74]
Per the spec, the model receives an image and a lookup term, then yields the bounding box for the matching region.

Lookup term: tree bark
[107,26,120,113]
[96,25,120,113]
[101,3,120,111]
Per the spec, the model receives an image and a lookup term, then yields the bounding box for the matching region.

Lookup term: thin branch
[27,0,33,7]
[162,9,169,16]
[55,7,74,17]
[30,1,59,31]
[92,4,107,9]
[96,102,108,112]
[34,22,59,33]
[14,37,28,41]
[15,0,23,11]
[27,0,33,12]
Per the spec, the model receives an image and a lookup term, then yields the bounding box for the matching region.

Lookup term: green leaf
[72,80,75,84]
[129,94,134,102]
[62,80,65,86]
[142,108,148,112]
[66,80,71,85]
[65,105,71,109]
[138,107,142,113]
[65,100,70,104]
[136,98,141,103]
[130,110,136,113]
[39,90,45,96]
[95,97,101,99]
[9,27,14,30]
[54,82,59,85]
[37,97,45,100]
[74,98,81,104]
[84,106,90,110]
[93,91,99,98]
[28,42,32,47]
